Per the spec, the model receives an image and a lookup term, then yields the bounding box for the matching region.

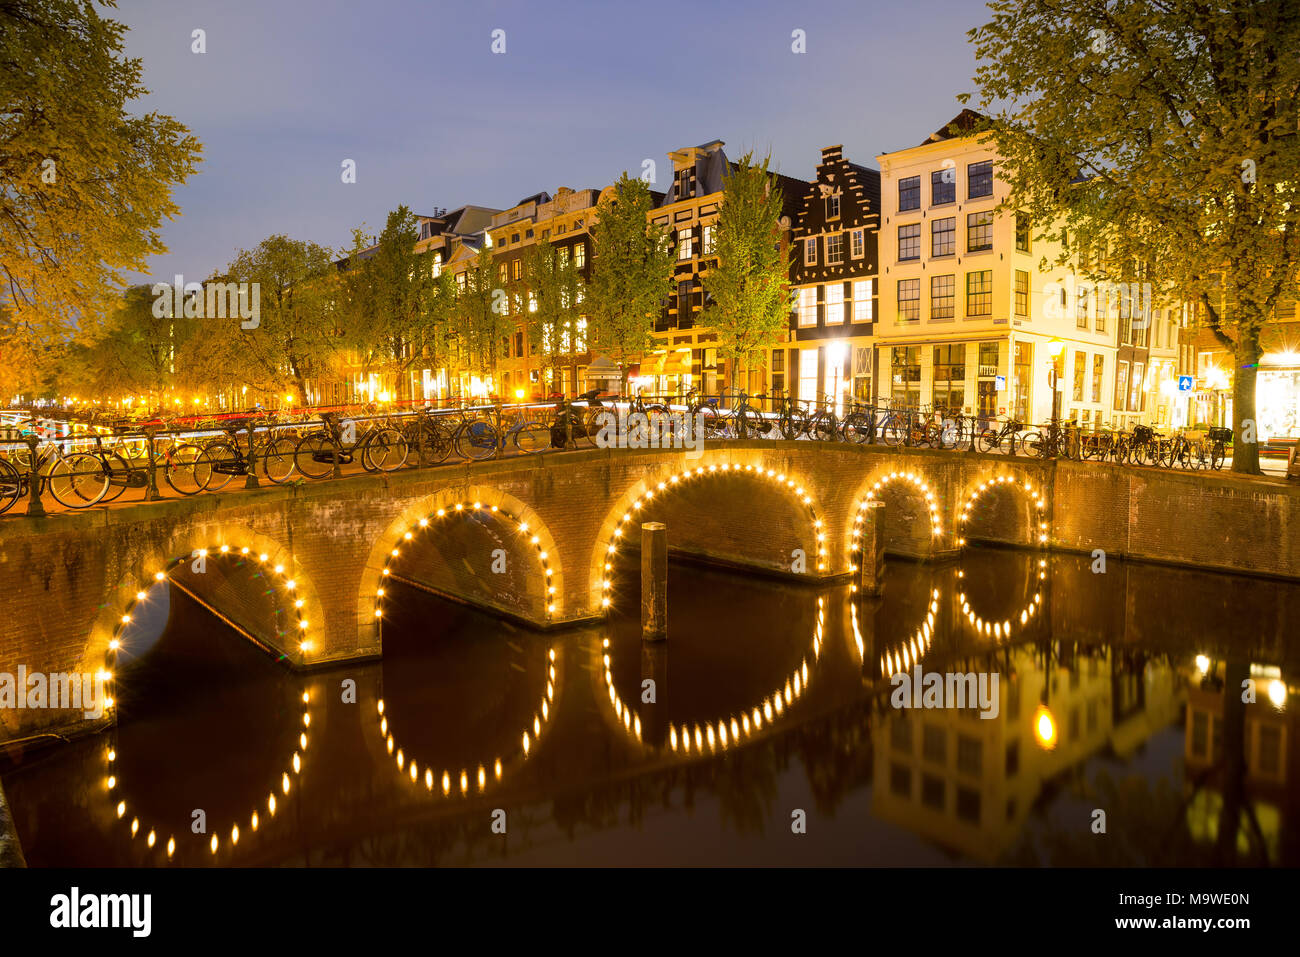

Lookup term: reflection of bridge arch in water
[593,461,828,615]
[103,688,313,862]
[367,489,561,629]
[600,596,826,754]
[373,643,559,798]
[954,551,1047,641]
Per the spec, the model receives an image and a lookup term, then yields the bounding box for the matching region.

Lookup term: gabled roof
[919,108,987,146]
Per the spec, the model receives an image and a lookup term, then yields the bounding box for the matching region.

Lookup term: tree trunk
[1232,339,1262,475]
[620,368,630,400]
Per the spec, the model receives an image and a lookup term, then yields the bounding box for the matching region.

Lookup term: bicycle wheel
[362,428,409,472]
[294,433,341,479]
[778,408,808,440]
[513,421,551,454]
[880,417,905,447]
[196,442,242,491]
[97,451,134,504]
[163,443,205,495]
[810,414,838,441]
[48,452,109,508]
[0,458,24,514]
[416,419,455,466]
[1210,443,1226,470]
[975,428,1000,453]
[1018,431,1044,458]
[456,420,499,461]
[841,412,872,444]
[262,436,298,483]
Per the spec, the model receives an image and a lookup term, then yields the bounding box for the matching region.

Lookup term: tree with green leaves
[457,245,506,390]
[699,153,791,396]
[204,235,337,405]
[337,207,444,401]
[964,0,1300,474]
[524,241,586,395]
[0,0,201,396]
[586,173,675,397]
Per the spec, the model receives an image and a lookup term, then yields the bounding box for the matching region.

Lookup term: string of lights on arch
[848,470,941,572]
[374,644,558,799]
[102,545,314,860]
[104,688,312,862]
[600,596,826,754]
[956,473,1049,549]
[955,474,1050,640]
[600,462,828,612]
[372,501,558,623]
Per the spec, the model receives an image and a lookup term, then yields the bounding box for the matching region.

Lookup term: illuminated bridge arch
[361,486,562,638]
[89,526,325,689]
[589,459,828,615]
[848,469,942,563]
[955,473,1049,549]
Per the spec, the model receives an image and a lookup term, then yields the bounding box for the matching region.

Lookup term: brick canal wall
[1,441,1297,741]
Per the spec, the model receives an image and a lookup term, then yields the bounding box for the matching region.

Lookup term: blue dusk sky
[116,0,991,281]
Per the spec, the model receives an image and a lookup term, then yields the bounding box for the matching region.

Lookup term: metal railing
[0,393,1236,516]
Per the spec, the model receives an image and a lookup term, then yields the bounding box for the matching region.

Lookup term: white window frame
[853,279,873,322]
[804,237,817,266]
[851,228,864,259]
[826,233,844,266]
[798,286,818,327]
[824,283,845,324]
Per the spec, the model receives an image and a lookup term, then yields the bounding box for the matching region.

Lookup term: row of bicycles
[653,391,1233,470]
[1,392,1234,514]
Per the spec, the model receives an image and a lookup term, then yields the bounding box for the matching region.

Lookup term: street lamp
[827,341,847,416]
[1047,338,1065,429]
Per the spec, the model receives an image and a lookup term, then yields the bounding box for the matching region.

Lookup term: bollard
[23,434,44,517]
[494,400,503,460]
[244,420,260,489]
[858,501,886,596]
[565,396,574,450]
[641,521,667,640]
[145,430,161,501]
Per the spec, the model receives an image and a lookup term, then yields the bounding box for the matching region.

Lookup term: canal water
[2,547,1296,866]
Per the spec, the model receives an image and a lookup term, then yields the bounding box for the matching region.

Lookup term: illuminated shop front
[1258,352,1300,440]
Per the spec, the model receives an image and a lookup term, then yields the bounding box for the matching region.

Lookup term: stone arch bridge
[3,439,1297,740]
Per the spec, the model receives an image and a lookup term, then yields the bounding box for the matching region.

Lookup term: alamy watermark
[0,667,109,719]
[890,666,1000,719]
[151,274,260,329]
[592,408,707,458]
[1042,276,1153,329]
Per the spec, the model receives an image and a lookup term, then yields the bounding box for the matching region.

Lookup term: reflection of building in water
[872,644,1180,862]
[1183,660,1295,861]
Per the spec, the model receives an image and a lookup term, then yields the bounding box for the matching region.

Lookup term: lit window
[826,233,844,265]
[851,229,864,259]
[804,237,817,266]
[825,283,845,324]
[798,287,818,327]
[853,280,873,322]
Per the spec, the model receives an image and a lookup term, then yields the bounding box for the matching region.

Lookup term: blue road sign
[1178,375,1194,393]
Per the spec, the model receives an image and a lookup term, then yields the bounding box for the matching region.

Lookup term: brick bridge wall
[2,441,1298,740]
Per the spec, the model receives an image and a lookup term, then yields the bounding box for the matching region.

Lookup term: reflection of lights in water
[879,590,940,677]
[1268,680,1287,708]
[375,646,556,797]
[603,597,826,754]
[107,689,312,862]
[956,474,1049,547]
[604,463,827,611]
[1195,654,1211,675]
[1034,704,1057,749]
[374,503,556,622]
